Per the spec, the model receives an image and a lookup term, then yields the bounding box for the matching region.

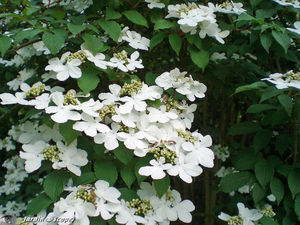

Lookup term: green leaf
[253,129,273,152]
[256,9,276,19]
[235,14,255,22]
[235,81,268,94]
[15,29,42,44]
[43,171,69,201]
[59,121,80,145]
[220,171,254,193]
[254,159,274,188]
[252,183,266,204]
[19,109,40,123]
[168,33,182,56]
[120,165,136,188]
[228,122,261,135]
[154,19,174,30]
[123,10,148,27]
[189,49,209,71]
[288,170,300,198]
[295,96,300,121]
[94,160,118,185]
[119,188,139,201]
[295,195,300,221]
[260,217,280,225]
[260,32,273,53]
[270,178,285,205]
[272,30,291,53]
[67,23,86,36]
[42,29,67,55]
[44,8,66,20]
[247,104,276,113]
[145,72,157,85]
[98,20,121,42]
[153,175,170,198]
[82,34,105,55]
[114,143,133,165]
[26,193,53,215]
[277,94,293,117]
[260,87,282,103]
[73,171,96,186]
[0,35,12,57]
[233,152,257,170]
[106,7,122,20]
[77,68,100,95]
[150,32,166,50]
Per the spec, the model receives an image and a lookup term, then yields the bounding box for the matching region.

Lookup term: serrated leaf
[220,171,254,193]
[260,87,282,103]
[15,29,42,44]
[272,30,291,53]
[260,217,280,225]
[119,188,139,201]
[277,94,293,117]
[114,143,133,165]
[228,122,261,135]
[98,20,121,42]
[106,7,122,20]
[73,171,96,186]
[150,32,166,50]
[67,23,86,36]
[77,68,100,95]
[168,33,182,56]
[123,10,148,27]
[94,160,118,185]
[235,81,268,94]
[82,34,105,55]
[270,178,284,205]
[295,195,300,221]
[189,49,209,71]
[260,32,273,53]
[247,104,276,113]
[0,35,12,57]
[43,171,69,201]
[42,29,67,55]
[154,19,173,30]
[288,170,300,199]
[59,121,80,145]
[252,183,266,204]
[253,129,273,152]
[254,159,274,187]
[153,175,170,198]
[120,165,136,188]
[26,193,53,216]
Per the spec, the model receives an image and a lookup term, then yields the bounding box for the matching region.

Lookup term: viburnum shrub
[0,0,299,225]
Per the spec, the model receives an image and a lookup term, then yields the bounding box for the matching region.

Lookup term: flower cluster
[262,70,300,89]
[165,2,237,44]
[208,1,246,15]
[42,181,195,225]
[272,0,300,8]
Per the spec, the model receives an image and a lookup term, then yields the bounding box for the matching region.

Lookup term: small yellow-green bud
[128,199,154,216]
[262,206,276,217]
[228,216,243,225]
[177,129,196,144]
[99,104,116,120]
[149,143,177,164]
[120,79,143,96]
[67,50,87,63]
[42,145,61,161]
[286,71,300,81]
[74,187,97,205]
[64,90,78,106]
[26,84,45,99]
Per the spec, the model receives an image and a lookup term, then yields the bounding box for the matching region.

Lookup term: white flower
[208,2,246,15]
[178,9,204,27]
[94,123,120,150]
[45,92,81,123]
[199,21,230,44]
[45,52,82,81]
[7,68,35,91]
[119,96,147,114]
[287,21,300,36]
[117,130,148,150]
[145,0,165,9]
[115,200,146,225]
[55,140,88,176]
[218,202,263,225]
[147,105,178,123]
[167,153,203,183]
[272,0,300,8]
[20,141,47,173]
[33,41,51,55]
[126,51,144,71]
[262,70,300,90]
[73,113,110,137]
[112,108,138,128]
[77,99,103,117]
[156,189,195,223]
[17,121,41,144]
[98,84,121,105]
[139,158,172,179]
[95,180,121,204]
[267,194,276,202]
[81,44,111,69]
[119,28,150,50]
